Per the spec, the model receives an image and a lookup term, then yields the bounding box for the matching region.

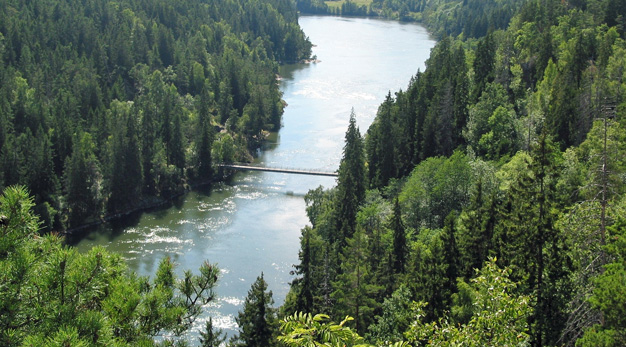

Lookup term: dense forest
[2,0,626,346]
[0,0,311,232]
[279,0,626,346]
[295,0,525,37]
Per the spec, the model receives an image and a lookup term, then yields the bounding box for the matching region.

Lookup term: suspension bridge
[217,163,338,177]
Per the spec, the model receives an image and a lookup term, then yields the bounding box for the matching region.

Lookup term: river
[72,15,435,342]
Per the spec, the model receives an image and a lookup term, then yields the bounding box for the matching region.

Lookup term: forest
[0,0,311,232]
[2,0,626,346]
[295,0,525,36]
[280,0,626,346]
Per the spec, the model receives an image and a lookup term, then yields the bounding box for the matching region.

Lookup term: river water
[72,15,435,341]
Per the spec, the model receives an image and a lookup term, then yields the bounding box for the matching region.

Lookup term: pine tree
[231,273,277,347]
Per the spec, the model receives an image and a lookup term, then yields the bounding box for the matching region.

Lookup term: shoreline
[61,172,236,241]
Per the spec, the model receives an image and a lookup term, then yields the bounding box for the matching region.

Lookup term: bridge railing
[216,162,338,177]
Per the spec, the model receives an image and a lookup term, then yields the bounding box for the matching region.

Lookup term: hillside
[283,0,626,346]
[0,0,311,231]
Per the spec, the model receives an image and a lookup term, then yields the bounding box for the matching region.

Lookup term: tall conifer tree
[390,198,407,275]
[231,273,277,347]
[334,109,366,244]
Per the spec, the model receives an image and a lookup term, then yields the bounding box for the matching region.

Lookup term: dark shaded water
[73,16,435,342]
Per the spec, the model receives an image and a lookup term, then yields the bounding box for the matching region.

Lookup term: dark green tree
[196,112,214,181]
[390,198,408,275]
[107,102,142,213]
[456,179,498,279]
[493,135,572,346]
[367,93,396,189]
[577,217,626,347]
[64,133,101,227]
[473,31,496,101]
[441,211,459,295]
[334,109,366,244]
[294,226,315,314]
[169,111,185,171]
[231,273,277,347]
[331,227,382,335]
[199,317,226,347]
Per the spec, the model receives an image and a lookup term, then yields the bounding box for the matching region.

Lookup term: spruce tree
[108,105,142,212]
[231,273,277,347]
[367,93,396,189]
[334,109,366,244]
[493,135,572,346]
[64,133,101,227]
[169,111,185,171]
[293,226,314,314]
[441,211,459,295]
[457,179,497,279]
[390,198,407,275]
[331,227,382,335]
[196,107,214,181]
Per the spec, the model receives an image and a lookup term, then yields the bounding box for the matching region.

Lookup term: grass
[325,0,373,10]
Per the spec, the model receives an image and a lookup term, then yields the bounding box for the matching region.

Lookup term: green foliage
[406,258,532,346]
[279,312,410,347]
[0,0,311,229]
[367,285,414,344]
[334,109,367,243]
[231,273,278,347]
[279,312,363,347]
[399,151,472,231]
[0,186,219,346]
[290,2,626,346]
[577,217,626,347]
[199,317,226,347]
[331,227,383,334]
[390,198,408,275]
[464,82,513,155]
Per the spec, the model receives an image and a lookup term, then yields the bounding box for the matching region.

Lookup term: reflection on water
[71,16,435,342]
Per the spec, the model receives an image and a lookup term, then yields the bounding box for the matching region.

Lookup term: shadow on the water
[65,193,189,246]
[279,61,311,81]
[194,183,215,198]
[262,132,280,151]
[65,210,142,246]
[285,191,307,198]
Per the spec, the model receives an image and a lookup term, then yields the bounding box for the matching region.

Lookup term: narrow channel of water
[72,15,435,341]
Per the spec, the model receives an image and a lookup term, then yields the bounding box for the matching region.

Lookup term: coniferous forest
[0,0,312,231]
[2,0,626,346]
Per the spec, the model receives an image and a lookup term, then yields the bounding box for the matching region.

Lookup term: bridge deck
[218,163,338,177]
